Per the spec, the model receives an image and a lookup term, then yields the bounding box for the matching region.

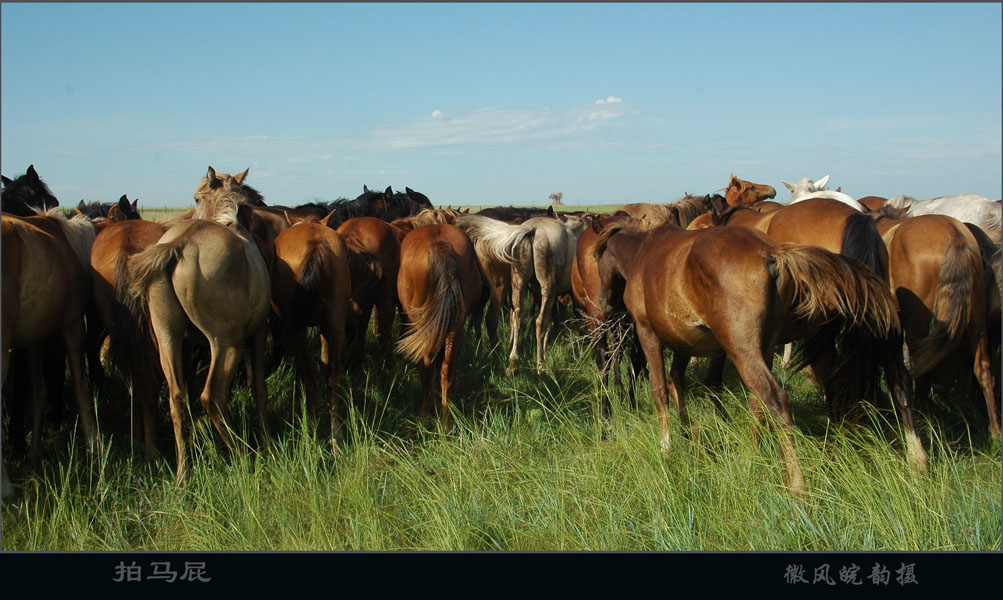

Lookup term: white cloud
[595,96,623,104]
[374,101,630,150]
[431,110,443,118]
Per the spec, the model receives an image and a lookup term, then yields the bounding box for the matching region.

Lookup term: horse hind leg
[63,317,98,454]
[971,328,1001,439]
[201,343,244,453]
[730,352,806,496]
[535,286,556,373]
[26,345,48,465]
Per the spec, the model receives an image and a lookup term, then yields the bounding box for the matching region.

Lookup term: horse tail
[840,211,888,280]
[127,237,187,304]
[396,243,465,363]
[911,234,981,375]
[769,243,901,408]
[296,239,333,295]
[456,214,534,264]
[769,243,899,338]
[344,240,384,307]
[109,250,157,378]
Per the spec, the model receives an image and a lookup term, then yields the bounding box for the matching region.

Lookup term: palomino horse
[127,168,271,483]
[614,193,720,229]
[1,165,60,216]
[396,224,482,426]
[457,212,588,372]
[722,174,777,207]
[887,194,1002,245]
[2,210,99,469]
[869,206,1000,437]
[269,216,352,439]
[333,216,402,361]
[592,218,917,494]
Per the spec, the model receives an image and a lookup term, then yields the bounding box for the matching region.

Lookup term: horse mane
[45,209,96,270]
[670,194,712,227]
[194,188,254,230]
[392,208,463,230]
[886,195,916,209]
[868,204,909,220]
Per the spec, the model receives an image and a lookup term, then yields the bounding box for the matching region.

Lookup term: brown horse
[592,219,921,494]
[270,219,352,439]
[90,218,169,458]
[333,216,402,361]
[127,168,271,483]
[722,174,778,207]
[396,224,482,426]
[613,193,716,229]
[571,213,645,412]
[2,211,99,470]
[869,207,1000,437]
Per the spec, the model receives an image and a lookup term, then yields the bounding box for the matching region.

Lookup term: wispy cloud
[595,96,623,104]
[374,100,630,150]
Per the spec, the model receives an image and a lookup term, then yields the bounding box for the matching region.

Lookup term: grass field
[1,314,999,551]
[1,203,999,551]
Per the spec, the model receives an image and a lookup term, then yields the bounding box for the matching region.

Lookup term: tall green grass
[2,317,998,551]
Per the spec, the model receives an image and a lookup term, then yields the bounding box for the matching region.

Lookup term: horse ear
[107,203,121,222]
[667,205,681,226]
[132,198,139,211]
[27,165,38,179]
[320,209,336,228]
[589,214,604,234]
[363,185,370,193]
[547,205,556,218]
[384,186,393,199]
[77,199,87,210]
[283,210,295,227]
[835,186,841,193]
[781,180,795,193]
[117,195,131,213]
[206,166,219,187]
[234,168,250,185]
[1,175,11,187]
[463,208,470,214]
[816,175,830,189]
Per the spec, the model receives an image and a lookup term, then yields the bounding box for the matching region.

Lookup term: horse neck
[605,227,649,280]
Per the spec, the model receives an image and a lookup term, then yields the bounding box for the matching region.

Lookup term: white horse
[782,175,862,212]
[888,193,1001,244]
[457,212,588,373]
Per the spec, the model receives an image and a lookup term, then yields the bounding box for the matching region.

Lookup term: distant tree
[549,192,564,205]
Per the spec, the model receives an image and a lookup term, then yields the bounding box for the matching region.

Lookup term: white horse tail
[456,214,534,265]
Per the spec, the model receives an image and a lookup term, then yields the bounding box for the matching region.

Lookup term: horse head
[1,165,61,217]
[781,175,829,202]
[726,174,777,207]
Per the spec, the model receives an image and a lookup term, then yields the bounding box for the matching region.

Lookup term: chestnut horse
[270,218,352,439]
[333,216,402,361]
[722,174,777,207]
[396,224,482,426]
[2,211,99,472]
[90,218,170,458]
[869,206,1000,437]
[592,219,922,494]
[127,168,271,483]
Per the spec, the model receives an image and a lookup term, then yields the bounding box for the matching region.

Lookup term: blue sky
[2,3,1000,208]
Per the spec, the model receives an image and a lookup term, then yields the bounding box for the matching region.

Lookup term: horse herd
[1,166,1000,500]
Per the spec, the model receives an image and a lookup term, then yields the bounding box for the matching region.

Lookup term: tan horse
[2,210,98,491]
[870,207,1000,437]
[127,168,271,483]
[592,219,921,494]
[396,224,482,426]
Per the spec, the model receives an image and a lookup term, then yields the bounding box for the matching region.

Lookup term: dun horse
[592,218,922,494]
[127,167,271,483]
[396,224,482,426]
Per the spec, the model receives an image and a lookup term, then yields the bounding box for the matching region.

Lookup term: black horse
[2,165,60,216]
